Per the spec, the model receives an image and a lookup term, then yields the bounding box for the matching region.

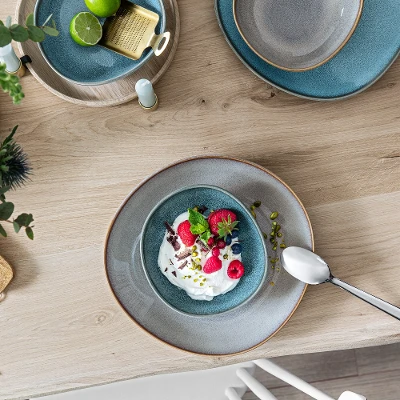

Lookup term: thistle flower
[0,125,31,189]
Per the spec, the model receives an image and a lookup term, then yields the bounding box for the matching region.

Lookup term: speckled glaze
[216,0,400,100]
[34,0,165,85]
[141,185,267,316]
[105,157,314,355]
[234,0,363,71]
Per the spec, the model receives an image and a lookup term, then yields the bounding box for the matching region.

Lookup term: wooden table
[1,0,400,399]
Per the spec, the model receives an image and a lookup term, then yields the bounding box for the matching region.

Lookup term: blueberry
[231,243,242,254]
[225,235,232,245]
[231,230,239,239]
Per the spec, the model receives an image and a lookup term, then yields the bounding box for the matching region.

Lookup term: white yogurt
[158,212,242,301]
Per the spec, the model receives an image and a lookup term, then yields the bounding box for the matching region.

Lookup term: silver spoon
[281,246,400,321]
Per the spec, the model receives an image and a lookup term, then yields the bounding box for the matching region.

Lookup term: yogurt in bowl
[140,185,268,316]
[159,209,244,301]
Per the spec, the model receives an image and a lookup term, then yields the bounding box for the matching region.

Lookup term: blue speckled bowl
[34,0,165,85]
[140,185,267,316]
[216,0,400,100]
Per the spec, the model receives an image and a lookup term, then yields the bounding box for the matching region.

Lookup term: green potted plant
[0,125,34,239]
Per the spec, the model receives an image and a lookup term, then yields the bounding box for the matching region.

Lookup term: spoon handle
[330,277,400,321]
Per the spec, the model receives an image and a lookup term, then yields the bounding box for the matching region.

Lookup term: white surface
[254,359,335,400]
[34,358,367,400]
[0,44,20,72]
[36,362,255,400]
[338,392,367,400]
[135,78,157,108]
[236,368,278,400]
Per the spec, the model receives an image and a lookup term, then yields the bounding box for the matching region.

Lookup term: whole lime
[84,0,121,17]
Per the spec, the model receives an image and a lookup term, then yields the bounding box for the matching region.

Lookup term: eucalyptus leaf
[13,221,21,233]
[42,26,59,37]
[0,25,12,47]
[5,16,12,28]
[0,186,10,195]
[14,212,33,227]
[42,13,53,27]
[0,20,4,26]
[25,226,34,240]
[0,201,14,220]
[10,24,29,42]
[25,13,34,26]
[0,223,7,237]
[27,25,45,42]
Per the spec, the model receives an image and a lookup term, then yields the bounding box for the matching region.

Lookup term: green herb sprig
[0,63,24,104]
[188,208,212,244]
[0,13,59,47]
[0,186,34,239]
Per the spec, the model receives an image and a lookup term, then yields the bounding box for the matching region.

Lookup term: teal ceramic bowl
[140,185,268,316]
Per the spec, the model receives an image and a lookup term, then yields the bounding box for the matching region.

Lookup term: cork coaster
[0,255,13,294]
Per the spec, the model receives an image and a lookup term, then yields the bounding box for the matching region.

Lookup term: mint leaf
[188,208,208,234]
[190,224,206,235]
[200,230,212,244]
[188,208,208,227]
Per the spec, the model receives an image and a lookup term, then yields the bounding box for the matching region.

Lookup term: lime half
[70,12,102,47]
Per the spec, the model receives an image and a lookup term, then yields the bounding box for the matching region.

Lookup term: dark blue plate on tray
[215,0,400,100]
[34,0,165,85]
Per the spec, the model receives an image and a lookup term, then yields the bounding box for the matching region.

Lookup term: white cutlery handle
[330,277,400,320]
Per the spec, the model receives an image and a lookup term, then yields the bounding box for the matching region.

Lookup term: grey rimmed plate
[234,0,363,71]
[105,157,314,355]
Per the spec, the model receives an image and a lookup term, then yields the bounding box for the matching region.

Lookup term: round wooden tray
[15,0,180,107]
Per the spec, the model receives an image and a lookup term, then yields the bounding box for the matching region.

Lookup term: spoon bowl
[281,246,400,321]
[281,246,330,284]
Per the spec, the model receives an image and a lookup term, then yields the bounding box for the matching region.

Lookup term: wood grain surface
[1,0,400,398]
[15,0,179,106]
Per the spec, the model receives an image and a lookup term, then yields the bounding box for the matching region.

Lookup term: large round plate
[34,0,165,85]
[216,0,400,100]
[105,157,314,355]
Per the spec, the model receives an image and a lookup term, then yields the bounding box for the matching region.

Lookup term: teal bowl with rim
[140,185,268,316]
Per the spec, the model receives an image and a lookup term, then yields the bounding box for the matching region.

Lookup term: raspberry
[203,256,222,274]
[177,220,197,246]
[212,248,220,257]
[216,239,226,249]
[208,209,237,236]
[227,260,245,279]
